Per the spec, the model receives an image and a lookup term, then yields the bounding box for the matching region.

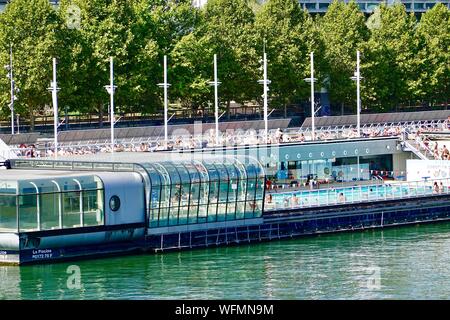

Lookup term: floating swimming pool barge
[2,149,450,265]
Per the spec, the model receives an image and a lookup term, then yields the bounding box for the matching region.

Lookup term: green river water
[2,221,450,300]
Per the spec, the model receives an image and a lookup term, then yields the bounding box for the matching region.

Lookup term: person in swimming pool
[291,194,299,206]
[433,181,439,194]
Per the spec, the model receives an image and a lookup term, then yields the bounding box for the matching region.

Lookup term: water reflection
[2,222,450,299]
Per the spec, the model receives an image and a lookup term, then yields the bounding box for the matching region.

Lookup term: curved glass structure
[146,157,265,228]
[5,156,266,231]
[0,176,104,232]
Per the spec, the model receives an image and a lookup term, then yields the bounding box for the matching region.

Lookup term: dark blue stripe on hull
[146,196,450,252]
[5,194,450,265]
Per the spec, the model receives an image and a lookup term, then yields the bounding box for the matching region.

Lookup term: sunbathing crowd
[10,121,450,158]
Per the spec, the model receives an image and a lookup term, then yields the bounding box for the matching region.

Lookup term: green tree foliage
[0,0,448,125]
[319,0,370,111]
[58,0,160,120]
[413,3,450,107]
[134,0,201,113]
[255,0,322,108]
[202,0,259,114]
[0,0,65,129]
[170,0,259,117]
[170,32,214,110]
[361,3,417,111]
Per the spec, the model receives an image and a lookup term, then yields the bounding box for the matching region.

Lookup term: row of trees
[0,0,448,128]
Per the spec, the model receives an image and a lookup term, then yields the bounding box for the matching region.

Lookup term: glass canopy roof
[6,156,266,228]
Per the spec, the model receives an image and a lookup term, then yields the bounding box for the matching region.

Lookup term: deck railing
[6,119,450,157]
[264,178,450,211]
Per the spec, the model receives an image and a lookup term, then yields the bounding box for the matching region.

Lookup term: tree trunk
[341,103,344,115]
[226,100,231,121]
[99,105,104,128]
[29,108,35,132]
[284,104,287,118]
[202,103,205,121]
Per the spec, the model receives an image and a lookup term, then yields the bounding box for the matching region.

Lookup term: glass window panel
[227,180,238,221]
[207,202,218,222]
[188,182,200,224]
[218,182,229,202]
[197,182,208,223]
[215,163,229,181]
[236,201,245,220]
[174,164,190,183]
[168,182,181,226]
[253,201,262,217]
[198,181,209,205]
[207,181,219,222]
[150,185,161,209]
[216,173,227,223]
[198,205,208,223]
[40,193,60,230]
[205,164,219,181]
[169,207,180,226]
[190,182,200,206]
[160,185,170,211]
[188,205,199,224]
[153,164,171,187]
[0,195,17,232]
[195,162,209,182]
[31,183,57,194]
[18,194,38,231]
[63,191,82,228]
[170,184,181,213]
[165,164,181,184]
[158,207,169,227]
[83,190,104,226]
[245,178,257,218]
[61,180,80,192]
[178,206,189,225]
[255,177,265,200]
[150,208,159,228]
[217,200,227,222]
[238,179,247,202]
[180,183,190,207]
[143,164,163,187]
[184,163,201,183]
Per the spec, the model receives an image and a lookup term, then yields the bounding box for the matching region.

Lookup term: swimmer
[291,194,299,206]
[433,181,439,194]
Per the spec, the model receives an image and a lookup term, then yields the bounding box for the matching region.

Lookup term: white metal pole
[164,55,168,149]
[258,43,270,143]
[263,52,268,143]
[109,57,115,153]
[310,52,315,141]
[9,45,14,135]
[214,54,219,145]
[356,50,361,137]
[52,58,58,157]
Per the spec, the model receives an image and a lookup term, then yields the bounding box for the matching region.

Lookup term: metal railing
[264,178,450,211]
[7,119,450,158]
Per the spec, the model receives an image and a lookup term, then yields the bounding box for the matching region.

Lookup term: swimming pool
[266,179,449,211]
